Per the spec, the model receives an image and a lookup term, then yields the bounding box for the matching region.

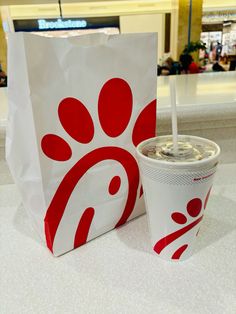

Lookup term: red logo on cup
[153,188,212,260]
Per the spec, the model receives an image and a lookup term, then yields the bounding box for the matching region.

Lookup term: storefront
[0,1,177,66]
[2,0,236,70]
[13,16,120,37]
[201,10,236,60]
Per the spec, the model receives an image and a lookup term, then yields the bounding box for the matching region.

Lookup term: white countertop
[1,162,236,314]
[0,88,7,147]
[1,71,236,125]
[156,73,236,149]
[157,71,236,109]
[1,72,236,313]
[156,72,236,139]
[1,72,236,146]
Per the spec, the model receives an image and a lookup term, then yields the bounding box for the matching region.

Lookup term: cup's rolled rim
[136,135,221,170]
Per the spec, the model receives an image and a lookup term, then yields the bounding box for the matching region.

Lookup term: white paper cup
[136,135,220,261]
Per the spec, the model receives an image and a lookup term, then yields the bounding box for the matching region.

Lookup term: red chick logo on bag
[41,78,156,254]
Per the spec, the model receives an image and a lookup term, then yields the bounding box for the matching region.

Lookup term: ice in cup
[136,135,220,261]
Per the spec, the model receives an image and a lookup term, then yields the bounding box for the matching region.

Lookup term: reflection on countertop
[1,71,236,123]
[157,71,236,109]
[1,72,236,157]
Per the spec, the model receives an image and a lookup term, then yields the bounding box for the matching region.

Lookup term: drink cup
[136,135,220,261]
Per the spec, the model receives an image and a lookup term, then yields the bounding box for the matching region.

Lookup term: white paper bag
[6,32,157,256]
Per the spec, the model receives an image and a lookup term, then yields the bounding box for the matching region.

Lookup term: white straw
[169,77,178,154]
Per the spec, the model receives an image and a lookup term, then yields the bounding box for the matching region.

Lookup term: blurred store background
[0,0,236,81]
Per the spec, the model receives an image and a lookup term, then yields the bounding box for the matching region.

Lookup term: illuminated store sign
[13,17,119,32]
[202,11,236,23]
[38,18,87,30]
